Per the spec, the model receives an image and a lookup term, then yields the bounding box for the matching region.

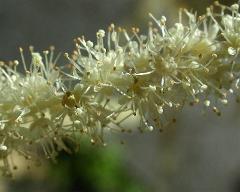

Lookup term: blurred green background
[1,0,240,192]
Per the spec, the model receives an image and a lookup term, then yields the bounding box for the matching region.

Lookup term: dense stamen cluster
[0,1,240,176]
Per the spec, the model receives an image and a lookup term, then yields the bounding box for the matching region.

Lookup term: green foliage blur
[48,143,147,192]
[6,141,148,192]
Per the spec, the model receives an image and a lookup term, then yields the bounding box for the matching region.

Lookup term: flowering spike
[0,2,240,176]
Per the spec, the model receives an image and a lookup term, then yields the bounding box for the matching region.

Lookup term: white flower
[31,52,44,67]
[0,2,240,176]
[0,145,7,151]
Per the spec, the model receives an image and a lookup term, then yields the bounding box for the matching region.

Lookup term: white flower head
[31,52,44,67]
[0,2,240,177]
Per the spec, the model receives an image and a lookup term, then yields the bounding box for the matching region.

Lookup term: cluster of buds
[0,1,240,176]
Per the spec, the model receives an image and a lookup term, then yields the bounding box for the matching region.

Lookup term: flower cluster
[0,1,240,176]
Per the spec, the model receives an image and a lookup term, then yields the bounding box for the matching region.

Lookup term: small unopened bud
[149,85,156,91]
[228,47,237,56]
[97,29,105,38]
[160,16,167,25]
[157,106,164,114]
[0,145,7,151]
[231,4,239,11]
[201,84,208,90]
[86,41,94,48]
[204,100,210,107]
[220,99,228,105]
[31,52,44,67]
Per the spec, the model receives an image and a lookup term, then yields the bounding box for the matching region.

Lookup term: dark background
[0,0,235,60]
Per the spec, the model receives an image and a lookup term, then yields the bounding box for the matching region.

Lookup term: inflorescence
[0,1,240,176]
